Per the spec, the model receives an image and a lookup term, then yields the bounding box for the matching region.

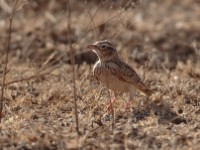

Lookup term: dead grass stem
[67,0,80,135]
[0,0,18,123]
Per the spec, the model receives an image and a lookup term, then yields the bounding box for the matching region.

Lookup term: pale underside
[93,59,146,99]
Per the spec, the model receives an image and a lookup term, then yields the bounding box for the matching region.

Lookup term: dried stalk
[78,1,103,43]
[0,0,18,123]
[67,0,80,135]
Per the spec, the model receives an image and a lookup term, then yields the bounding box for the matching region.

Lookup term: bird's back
[103,58,153,96]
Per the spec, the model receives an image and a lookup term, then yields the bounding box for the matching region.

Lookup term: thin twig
[0,0,18,123]
[78,1,103,43]
[67,0,80,135]
[78,8,124,44]
[78,0,139,43]
[87,11,97,40]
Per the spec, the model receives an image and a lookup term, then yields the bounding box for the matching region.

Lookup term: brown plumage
[87,40,153,102]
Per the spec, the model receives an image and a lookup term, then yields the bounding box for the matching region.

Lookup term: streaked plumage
[87,40,153,101]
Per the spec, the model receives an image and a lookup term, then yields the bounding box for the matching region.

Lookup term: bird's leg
[106,93,117,112]
[111,96,116,104]
[124,91,136,109]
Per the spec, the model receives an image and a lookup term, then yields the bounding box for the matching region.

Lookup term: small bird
[87,40,153,108]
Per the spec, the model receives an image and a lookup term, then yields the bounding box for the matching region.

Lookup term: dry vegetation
[0,0,200,149]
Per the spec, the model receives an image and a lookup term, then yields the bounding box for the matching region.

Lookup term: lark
[87,40,153,108]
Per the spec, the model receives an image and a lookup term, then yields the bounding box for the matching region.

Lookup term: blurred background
[0,0,199,69]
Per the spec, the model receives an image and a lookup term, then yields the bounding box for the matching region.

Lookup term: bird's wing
[109,60,144,86]
[108,60,153,96]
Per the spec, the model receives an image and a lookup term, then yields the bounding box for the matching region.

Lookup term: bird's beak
[87,44,97,49]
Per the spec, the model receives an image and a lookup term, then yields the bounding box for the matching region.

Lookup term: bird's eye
[102,45,106,48]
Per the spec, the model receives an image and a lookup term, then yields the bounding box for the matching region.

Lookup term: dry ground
[0,0,200,149]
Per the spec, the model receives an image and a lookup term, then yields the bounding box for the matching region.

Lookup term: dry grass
[0,0,200,149]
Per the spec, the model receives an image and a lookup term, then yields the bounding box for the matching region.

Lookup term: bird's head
[87,40,118,61]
